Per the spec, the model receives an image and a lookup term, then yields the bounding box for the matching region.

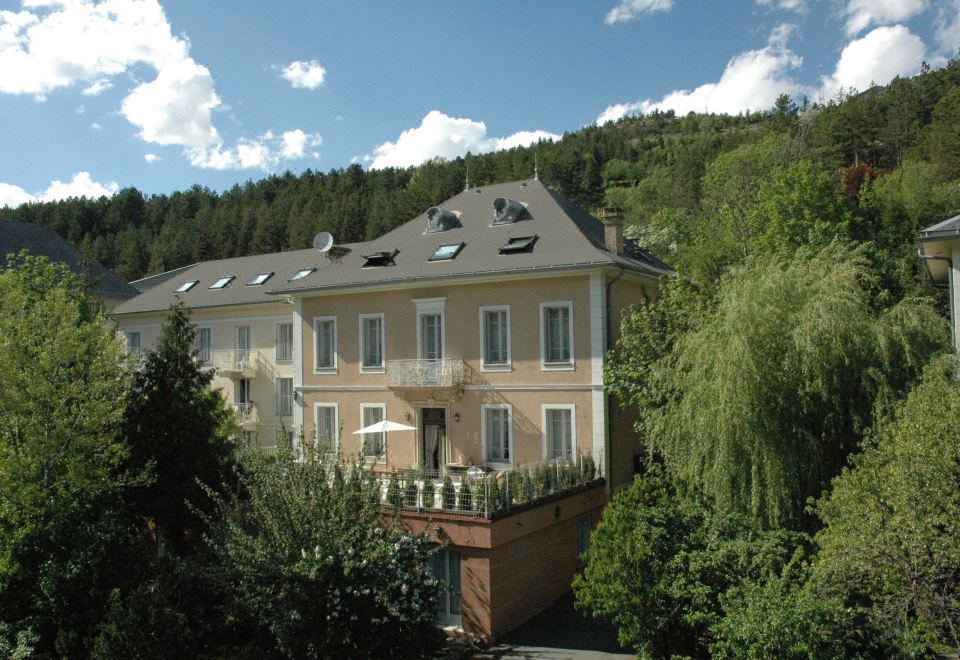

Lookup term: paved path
[476,592,633,660]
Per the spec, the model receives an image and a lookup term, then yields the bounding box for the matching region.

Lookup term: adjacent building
[917,214,960,349]
[0,219,138,310]
[111,179,673,638]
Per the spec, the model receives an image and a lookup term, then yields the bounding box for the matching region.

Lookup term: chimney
[601,207,624,254]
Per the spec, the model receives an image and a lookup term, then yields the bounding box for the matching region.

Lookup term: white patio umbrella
[351,419,417,435]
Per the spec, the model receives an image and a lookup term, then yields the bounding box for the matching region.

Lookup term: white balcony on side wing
[386,358,465,390]
[212,349,260,378]
[232,402,260,429]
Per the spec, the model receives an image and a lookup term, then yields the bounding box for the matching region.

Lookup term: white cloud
[935,0,960,54]
[90,121,102,130]
[0,171,118,208]
[605,0,672,24]
[842,0,928,36]
[819,25,926,97]
[190,129,322,170]
[367,110,559,170]
[144,153,159,163]
[597,24,804,122]
[0,1,320,170]
[82,77,112,96]
[756,0,808,13]
[280,59,326,89]
[0,183,34,208]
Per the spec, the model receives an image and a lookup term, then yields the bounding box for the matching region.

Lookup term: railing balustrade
[213,349,260,373]
[232,401,257,424]
[386,358,465,388]
[375,452,601,519]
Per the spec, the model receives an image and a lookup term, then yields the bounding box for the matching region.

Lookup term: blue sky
[1,0,958,206]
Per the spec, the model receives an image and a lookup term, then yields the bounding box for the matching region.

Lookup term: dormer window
[175,280,198,293]
[424,207,461,233]
[247,272,274,286]
[289,267,315,281]
[499,235,538,255]
[429,243,465,262]
[209,276,235,289]
[492,197,526,225]
[362,250,398,268]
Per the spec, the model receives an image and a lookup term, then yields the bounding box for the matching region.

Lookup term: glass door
[430,548,462,627]
[420,408,446,470]
[236,325,251,367]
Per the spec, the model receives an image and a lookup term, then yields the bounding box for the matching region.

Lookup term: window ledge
[314,367,338,375]
[541,362,575,371]
[480,364,512,373]
[485,461,512,470]
[360,366,385,374]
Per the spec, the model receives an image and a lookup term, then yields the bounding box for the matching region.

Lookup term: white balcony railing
[386,359,465,389]
[232,402,259,426]
[212,349,260,374]
[127,349,146,370]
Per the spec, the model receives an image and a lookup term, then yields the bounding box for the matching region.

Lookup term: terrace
[371,454,601,519]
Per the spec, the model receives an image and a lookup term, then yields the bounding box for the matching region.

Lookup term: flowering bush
[202,448,443,658]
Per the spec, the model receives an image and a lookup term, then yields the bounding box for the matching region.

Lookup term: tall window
[480,306,510,369]
[420,314,443,360]
[276,322,293,362]
[315,403,338,453]
[126,331,141,352]
[236,325,251,364]
[576,515,592,567]
[360,314,384,370]
[415,299,445,361]
[195,327,211,364]
[541,302,573,367]
[276,377,293,416]
[314,317,336,371]
[544,406,574,460]
[361,404,385,460]
[483,404,511,465]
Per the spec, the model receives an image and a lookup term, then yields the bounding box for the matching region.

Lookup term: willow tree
[634,243,947,529]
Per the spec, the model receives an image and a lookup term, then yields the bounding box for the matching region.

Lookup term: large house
[111,179,672,638]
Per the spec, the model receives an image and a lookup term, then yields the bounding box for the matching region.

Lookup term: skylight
[289,267,316,281]
[499,235,538,255]
[209,276,235,289]
[362,250,398,268]
[429,243,465,262]
[175,280,198,293]
[247,272,274,286]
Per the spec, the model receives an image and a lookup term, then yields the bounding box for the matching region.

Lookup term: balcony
[370,454,601,520]
[386,358,465,391]
[232,402,259,429]
[127,349,146,370]
[213,349,260,378]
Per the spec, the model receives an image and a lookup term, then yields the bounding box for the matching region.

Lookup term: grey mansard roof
[112,179,673,316]
[0,219,138,300]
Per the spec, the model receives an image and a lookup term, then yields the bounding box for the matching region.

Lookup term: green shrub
[440,476,455,510]
[458,477,472,512]
[386,472,401,508]
[403,478,418,508]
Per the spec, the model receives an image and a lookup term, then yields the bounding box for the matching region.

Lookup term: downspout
[604,267,624,484]
[918,249,955,350]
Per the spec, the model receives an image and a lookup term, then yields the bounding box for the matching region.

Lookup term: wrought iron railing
[376,453,601,519]
[213,349,260,373]
[386,358,465,388]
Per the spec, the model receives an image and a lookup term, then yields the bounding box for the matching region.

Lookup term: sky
[0,0,958,207]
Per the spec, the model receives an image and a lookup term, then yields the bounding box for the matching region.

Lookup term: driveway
[476,592,633,659]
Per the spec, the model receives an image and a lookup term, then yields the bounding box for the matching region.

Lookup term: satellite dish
[313,232,334,253]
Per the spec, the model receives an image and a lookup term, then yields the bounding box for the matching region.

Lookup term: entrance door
[421,408,446,470]
[430,548,462,627]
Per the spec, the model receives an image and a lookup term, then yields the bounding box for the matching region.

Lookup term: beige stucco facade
[294,268,653,490]
[116,301,296,448]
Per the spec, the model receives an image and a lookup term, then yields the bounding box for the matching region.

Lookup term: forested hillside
[4,59,960,285]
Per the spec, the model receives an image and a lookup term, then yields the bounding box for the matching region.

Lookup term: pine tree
[122,302,236,555]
